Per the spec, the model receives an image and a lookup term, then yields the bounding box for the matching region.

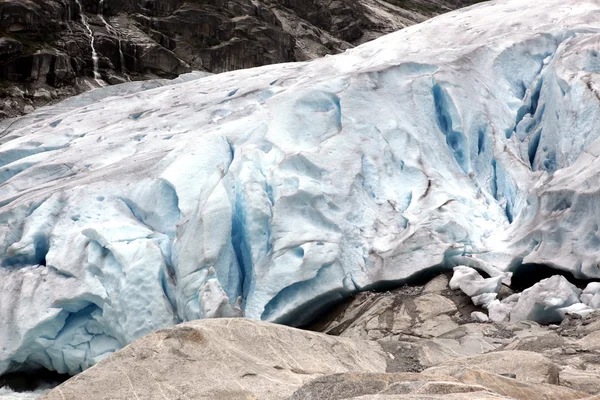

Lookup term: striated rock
[559,366,600,395]
[310,275,600,396]
[290,370,587,400]
[41,318,386,400]
[423,351,560,385]
[340,394,510,399]
[289,372,496,400]
[433,368,588,400]
[311,275,470,342]
[414,294,457,321]
[413,325,502,367]
[422,274,450,294]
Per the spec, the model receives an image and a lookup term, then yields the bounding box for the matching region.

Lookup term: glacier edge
[2,0,600,375]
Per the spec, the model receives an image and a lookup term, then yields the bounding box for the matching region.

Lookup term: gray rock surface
[289,373,498,400]
[310,274,600,396]
[289,370,588,400]
[423,350,560,385]
[40,318,387,400]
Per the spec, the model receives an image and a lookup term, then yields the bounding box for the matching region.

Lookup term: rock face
[40,318,387,400]
[40,303,599,400]
[310,274,600,397]
[0,0,484,118]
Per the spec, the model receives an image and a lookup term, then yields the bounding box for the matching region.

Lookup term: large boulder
[40,318,387,400]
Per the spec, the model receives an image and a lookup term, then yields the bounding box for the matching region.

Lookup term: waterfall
[119,39,127,77]
[75,0,104,86]
[66,4,73,33]
[98,0,115,34]
[98,0,128,78]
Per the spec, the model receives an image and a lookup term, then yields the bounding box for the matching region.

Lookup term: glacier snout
[2,0,600,376]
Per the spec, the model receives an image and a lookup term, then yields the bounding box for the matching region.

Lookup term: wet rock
[0,37,23,60]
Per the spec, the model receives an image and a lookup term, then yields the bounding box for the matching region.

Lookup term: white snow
[2,0,600,376]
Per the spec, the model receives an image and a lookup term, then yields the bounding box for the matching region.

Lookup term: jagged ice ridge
[2,0,600,376]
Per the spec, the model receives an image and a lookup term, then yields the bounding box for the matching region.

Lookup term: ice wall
[2,0,600,375]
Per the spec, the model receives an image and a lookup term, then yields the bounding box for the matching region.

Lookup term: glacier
[2,0,600,376]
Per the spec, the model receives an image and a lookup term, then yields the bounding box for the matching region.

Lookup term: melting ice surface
[2,0,600,376]
[0,388,48,400]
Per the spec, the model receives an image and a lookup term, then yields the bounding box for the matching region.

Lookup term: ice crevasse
[2,0,600,375]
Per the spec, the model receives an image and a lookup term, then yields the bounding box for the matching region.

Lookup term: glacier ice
[470,311,489,323]
[557,302,595,319]
[0,387,48,400]
[449,266,504,307]
[2,0,600,376]
[465,272,599,324]
[509,276,582,324]
[483,275,585,324]
[581,282,600,309]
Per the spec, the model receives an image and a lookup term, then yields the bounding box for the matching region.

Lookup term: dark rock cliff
[0,0,485,118]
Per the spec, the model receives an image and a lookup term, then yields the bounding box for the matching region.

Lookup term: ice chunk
[557,302,595,319]
[581,282,600,309]
[450,266,503,307]
[0,387,51,399]
[487,293,522,323]
[471,293,498,307]
[471,311,489,323]
[509,276,581,324]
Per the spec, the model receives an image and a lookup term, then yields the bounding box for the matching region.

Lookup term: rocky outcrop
[289,370,588,400]
[40,318,387,400]
[33,274,600,399]
[309,274,600,397]
[0,0,485,118]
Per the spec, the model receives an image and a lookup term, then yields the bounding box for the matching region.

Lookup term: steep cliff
[0,0,485,118]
